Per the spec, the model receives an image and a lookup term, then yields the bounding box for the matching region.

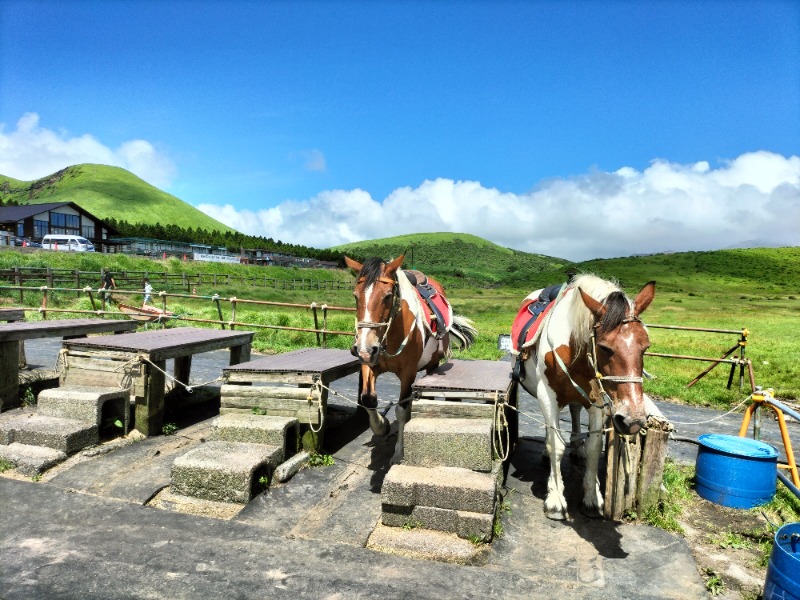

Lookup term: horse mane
[358,257,388,286]
[565,274,629,354]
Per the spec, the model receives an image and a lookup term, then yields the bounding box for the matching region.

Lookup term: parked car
[41,234,94,252]
[14,237,42,248]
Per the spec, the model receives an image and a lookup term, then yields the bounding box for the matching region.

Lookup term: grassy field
[0,164,233,233]
[1,243,798,406]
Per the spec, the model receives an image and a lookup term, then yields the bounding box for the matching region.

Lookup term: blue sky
[1,0,799,260]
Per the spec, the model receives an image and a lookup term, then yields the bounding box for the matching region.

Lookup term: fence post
[160,291,168,329]
[311,302,320,347]
[41,287,48,320]
[230,297,237,330]
[322,304,328,349]
[212,294,226,330]
[14,268,22,303]
[47,268,54,289]
[74,270,81,298]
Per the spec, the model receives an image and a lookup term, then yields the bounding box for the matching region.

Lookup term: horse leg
[569,404,586,463]
[581,404,605,518]
[537,383,568,520]
[391,372,415,464]
[359,366,389,437]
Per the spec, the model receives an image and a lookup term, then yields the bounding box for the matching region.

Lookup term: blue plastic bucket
[695,434,777,508]
[764,522,800,600]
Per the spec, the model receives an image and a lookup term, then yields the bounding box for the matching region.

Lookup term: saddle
[510,283,567,382]
[404,270,448,339]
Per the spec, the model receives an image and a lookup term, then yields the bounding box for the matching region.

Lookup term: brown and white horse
[518,274,656,520]
[345,254,477,463]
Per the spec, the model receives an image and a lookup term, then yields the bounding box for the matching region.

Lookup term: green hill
[0,164,233,234]
[334,232,572,286]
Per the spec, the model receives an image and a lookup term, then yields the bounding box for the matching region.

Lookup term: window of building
[33,219,48,238]
[82,225,95,239]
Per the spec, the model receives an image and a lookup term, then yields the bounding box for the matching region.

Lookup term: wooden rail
[644,323,752,391]
[0,266,353,294]
[0,284,356,348]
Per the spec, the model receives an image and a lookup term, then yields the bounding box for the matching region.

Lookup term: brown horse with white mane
[345,255,477,462]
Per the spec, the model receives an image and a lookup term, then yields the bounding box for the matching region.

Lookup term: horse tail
[448,314,478,351]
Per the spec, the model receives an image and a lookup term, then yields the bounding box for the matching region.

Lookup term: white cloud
[289,149,327,173]
[198,151,800,261]
[0,113,176,187]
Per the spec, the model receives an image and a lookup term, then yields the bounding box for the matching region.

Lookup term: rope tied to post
[307,379,325,433]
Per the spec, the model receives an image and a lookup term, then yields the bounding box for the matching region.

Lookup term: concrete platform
[0,442,66,476]
[0,413,98,454]
[210,413,298,461]
[403,417,493,471]
[171,440,283,503]
[37,385,129,432]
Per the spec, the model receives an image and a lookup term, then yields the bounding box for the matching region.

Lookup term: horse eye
[382,293,394,303]
[598,344,614,356]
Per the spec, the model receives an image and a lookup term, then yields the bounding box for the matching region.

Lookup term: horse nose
[357,345,380,365]
[612,413,644,435]
[350,344,358,357]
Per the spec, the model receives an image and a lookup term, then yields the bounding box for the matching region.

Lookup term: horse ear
[578,287,605,319]
[385,254,405,276]
[633,281,656,317]
[344,256,363,273]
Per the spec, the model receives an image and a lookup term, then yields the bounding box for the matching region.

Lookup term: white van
[41,235,95,252]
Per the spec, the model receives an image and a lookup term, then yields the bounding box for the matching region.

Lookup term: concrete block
[366,523,481,565]
[382,504,494,541]
[403,417,493,472]
[0,442,67,476]
[171,441,282,504]
[382,464,497,514]
[210,414,297,462]
[0,414,98,454]
[37,386,129,433]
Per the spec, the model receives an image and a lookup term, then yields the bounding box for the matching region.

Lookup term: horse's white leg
[581,405,605,518]
[537,382,568,520]
[569,404,586,463]
[391,376,414,464]
[360,368,389,437]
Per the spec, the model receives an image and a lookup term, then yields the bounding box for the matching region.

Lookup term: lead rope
[492,392,511,462]
[136,355,225,393]
[307,380,325,433]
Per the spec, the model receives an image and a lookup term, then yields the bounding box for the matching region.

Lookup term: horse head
[345,254,405,366]
[578,281,656,435]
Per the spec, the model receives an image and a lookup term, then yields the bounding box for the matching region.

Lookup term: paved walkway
[1,340,797,599]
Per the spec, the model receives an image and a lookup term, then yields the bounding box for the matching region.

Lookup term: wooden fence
[0,284,356,348]
[0,267,353,295]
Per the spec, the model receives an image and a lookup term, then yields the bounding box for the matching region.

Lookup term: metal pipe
[645,352,745,364]
[778,471,800,500]
[645,324,745,335]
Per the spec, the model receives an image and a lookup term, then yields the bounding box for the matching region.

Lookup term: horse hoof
[544,508,568,521]
[580,504,603,519]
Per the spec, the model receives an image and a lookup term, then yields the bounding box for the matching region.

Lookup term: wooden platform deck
[0,318,139,411]
[62,327,255,436]
[412,359,514,395]
[224,348,359,380]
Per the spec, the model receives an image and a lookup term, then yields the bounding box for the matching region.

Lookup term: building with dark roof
[0,202,119,250]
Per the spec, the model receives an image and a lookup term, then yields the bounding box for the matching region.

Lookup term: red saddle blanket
[511,298,555,353]
[415,284,452,334]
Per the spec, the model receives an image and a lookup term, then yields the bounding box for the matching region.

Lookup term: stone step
[366,523,484,564]
[0,442,67,477]
[381,463,498,542]
[37,386,129,433]
[382,464,498,514]
[170,441,283,504]
[403,417,493,472]
[0,413,98,454]
[210,414,297,462]
[382,504,495,542]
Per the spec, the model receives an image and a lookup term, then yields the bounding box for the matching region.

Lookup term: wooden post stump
[604,417,672,520]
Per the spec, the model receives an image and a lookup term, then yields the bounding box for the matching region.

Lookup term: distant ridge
[333,232,572,285]
[0,163,233,234]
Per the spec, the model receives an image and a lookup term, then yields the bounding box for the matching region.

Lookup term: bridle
[586,315,645,413]
[548,293,645,419]
[354,274,416,358]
